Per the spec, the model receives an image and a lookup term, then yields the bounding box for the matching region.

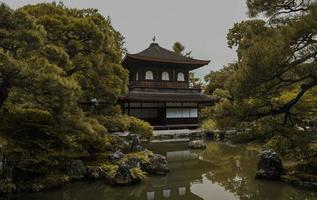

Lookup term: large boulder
[146,154,169,175]
[188,140,206,149]
[256,150,284,180]
[65,160,86,179]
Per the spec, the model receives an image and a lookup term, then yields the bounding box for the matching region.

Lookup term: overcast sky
[3,0,249,78]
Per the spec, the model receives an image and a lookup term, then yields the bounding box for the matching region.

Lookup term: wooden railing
[130,81,191,89]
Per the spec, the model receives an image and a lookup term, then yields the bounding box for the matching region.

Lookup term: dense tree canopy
[0,3,151,188]
[204,0,317,131]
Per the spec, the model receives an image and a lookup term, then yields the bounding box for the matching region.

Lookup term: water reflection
[10,141,317,200]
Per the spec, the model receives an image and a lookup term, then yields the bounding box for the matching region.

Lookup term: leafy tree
[172,42,200,88]
[21,3,129,112]
[219,0,317,125]
[172,41,192,57]
[204,63,236,95]
[229,0,317,123]
[172,42,185,55]
[202,1,317,151]
[0,2,133,185]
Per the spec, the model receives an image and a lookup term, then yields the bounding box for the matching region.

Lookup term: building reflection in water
[143,147,210,200]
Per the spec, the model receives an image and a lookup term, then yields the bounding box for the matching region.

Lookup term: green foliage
[98,115,153,138]
[98,115,131,132]
[129,167,146,180]
[202,1,317,155]
[264,131,314,160]
[246,0,312,18]
[172,42,185,55]
[172,41,192,57]
[228,130,266,144]
[102,164,119,180]
[0,2,134,191]
[128,116,153,139]
[204,63,236,95]
[225,3,317,124]
[201,119,217,133]
[295,160,317,175]
[125,150,153,165]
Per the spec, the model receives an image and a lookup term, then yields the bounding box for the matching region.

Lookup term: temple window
[135,72,139,81]
[177,72,185,81]
[145,70,154,80]
[161,71,169,81]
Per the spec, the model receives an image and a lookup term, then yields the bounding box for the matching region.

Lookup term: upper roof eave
[121,43,211,69]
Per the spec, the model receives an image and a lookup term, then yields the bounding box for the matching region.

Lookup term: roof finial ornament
[152,36,156,43]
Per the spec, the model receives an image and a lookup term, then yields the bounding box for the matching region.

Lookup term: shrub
[201,119,217,133]
[98,115,131,132]
[228,130,265,144]
[125,150,153,165]
[102,164,119,180]
[128,116,153,139]
[264,131,313,160]
[129,167,146,180]
[98,115,153,139]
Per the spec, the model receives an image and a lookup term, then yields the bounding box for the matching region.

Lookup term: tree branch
[245,78,317,123]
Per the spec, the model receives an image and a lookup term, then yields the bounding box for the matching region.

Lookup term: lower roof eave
[118,93,219,104]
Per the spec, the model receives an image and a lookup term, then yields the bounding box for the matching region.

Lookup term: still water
[11,141,317,200]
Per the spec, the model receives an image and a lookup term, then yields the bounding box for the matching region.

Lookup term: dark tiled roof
[119,91,218,103]
[123,43,210,68]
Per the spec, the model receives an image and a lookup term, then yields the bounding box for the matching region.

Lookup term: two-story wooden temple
[119,42,217,129]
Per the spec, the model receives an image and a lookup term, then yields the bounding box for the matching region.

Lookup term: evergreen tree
[0,2,132,184]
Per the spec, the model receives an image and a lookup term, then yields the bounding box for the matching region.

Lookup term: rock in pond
[256,149,284,180]
[188,140,207,149]
[146,154,169,175]
[65,160,86,179]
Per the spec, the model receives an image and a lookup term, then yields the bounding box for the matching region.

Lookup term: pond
[10,141,317,200]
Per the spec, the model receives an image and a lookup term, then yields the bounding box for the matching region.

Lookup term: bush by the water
[264,131,314,160]
[228,130,267,144]
[100,115,153,138]
[201,119,217,133]
[128,116,153,139]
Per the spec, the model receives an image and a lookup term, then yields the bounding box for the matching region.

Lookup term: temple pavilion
[119,42,217,130]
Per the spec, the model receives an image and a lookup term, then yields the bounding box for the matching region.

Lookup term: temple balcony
[129,81,201,91]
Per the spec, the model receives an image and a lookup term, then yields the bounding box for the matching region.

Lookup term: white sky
[2,0,249,78]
